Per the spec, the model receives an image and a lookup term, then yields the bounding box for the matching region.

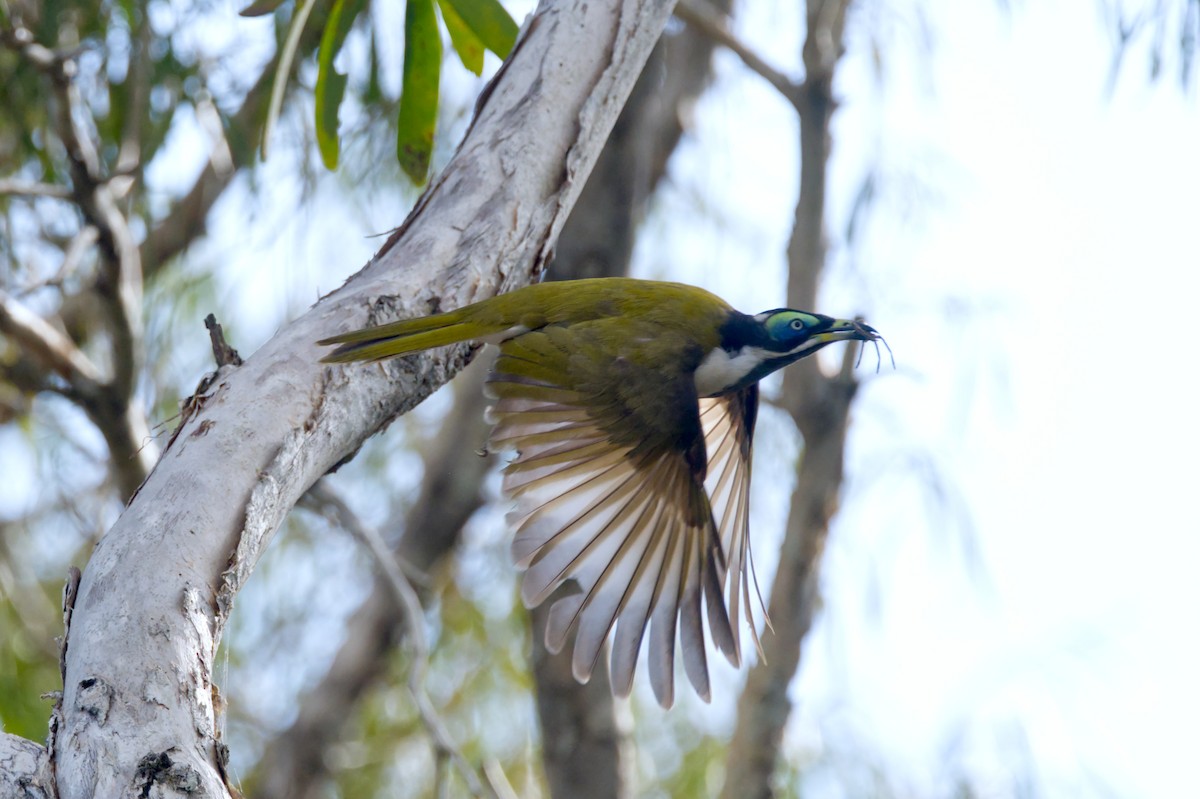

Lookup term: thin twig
[57,226,101,286]
[0,26,57,69]
[301,481,495,799]
[17,226,100,296]
[0,289,104,388]
[0,179,73,199]
[482,760,520,799]
[204,314,244,368]
[675,0,803,106]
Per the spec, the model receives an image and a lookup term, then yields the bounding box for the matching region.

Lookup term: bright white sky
[637,1,1199,796]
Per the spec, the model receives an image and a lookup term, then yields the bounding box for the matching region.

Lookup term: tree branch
[722,350,860,799]
[248,17,728,798]
[0,289,105,389]
[2,23,155,500]
[0,289,153,503]
[722,1,855,796]
[0,288,154,502]
[0,179,73,199]
[300,481,494,798]
[55,1,680,795]
[0,733,53,797]
[675,0,802,106]
[530,15,732,796]
[18,29,144,404]
[53,226,102,291]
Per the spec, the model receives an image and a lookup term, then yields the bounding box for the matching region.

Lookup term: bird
[319,277,881,707]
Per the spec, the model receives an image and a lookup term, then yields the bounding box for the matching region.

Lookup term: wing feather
[484,329,760,707]
[698,388,765,663]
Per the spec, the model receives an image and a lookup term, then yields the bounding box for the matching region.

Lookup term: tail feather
[319,311,481,363]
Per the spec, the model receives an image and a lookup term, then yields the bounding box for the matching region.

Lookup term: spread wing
[485,322,756,707]
[699,387,766,666]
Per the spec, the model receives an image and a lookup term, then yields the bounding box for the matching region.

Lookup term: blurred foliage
[322,574,543,797]
[1,0,256,239]
[252,0,517,180]
[0,572,59,740]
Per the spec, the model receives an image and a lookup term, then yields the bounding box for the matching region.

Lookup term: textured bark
[39,1,679,796]
[0,734,54,798]
[721,2,855,798]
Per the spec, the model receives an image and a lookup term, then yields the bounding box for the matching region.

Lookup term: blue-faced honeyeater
[319,277,881,707]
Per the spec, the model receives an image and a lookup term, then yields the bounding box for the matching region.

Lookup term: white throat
[694,346,768,397]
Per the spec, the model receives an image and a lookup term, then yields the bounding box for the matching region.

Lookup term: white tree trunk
[0,0,678,794]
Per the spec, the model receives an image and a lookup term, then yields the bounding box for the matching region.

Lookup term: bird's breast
[693,346,767,397]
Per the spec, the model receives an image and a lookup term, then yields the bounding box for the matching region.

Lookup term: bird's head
[759,309,880,356]
[697,309,884,396]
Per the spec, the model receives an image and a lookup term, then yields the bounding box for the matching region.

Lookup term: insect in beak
[850,319,894,373]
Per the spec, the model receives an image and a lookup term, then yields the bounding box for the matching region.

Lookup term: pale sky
[635,1,1199,796]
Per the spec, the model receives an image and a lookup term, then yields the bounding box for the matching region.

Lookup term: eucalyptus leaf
[238,0,287,18]
[442,0,518,59]
[314,0,369,169]
[438,0,486,76]
[397,0,442,183]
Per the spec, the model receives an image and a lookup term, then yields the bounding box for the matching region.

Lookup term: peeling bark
[0,734,54,798]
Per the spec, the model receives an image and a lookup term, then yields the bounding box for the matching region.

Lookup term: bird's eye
[765,311,819,340]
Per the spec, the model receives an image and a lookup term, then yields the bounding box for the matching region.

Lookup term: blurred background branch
[1,18,152,500]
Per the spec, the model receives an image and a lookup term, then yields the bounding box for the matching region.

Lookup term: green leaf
[314,0,368,170]
[441,0,518,59]
[315,70,348,169]
[239,0,287,17]
[437,0,485,76]
[397,0,442,183]
[365,30,384,104]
